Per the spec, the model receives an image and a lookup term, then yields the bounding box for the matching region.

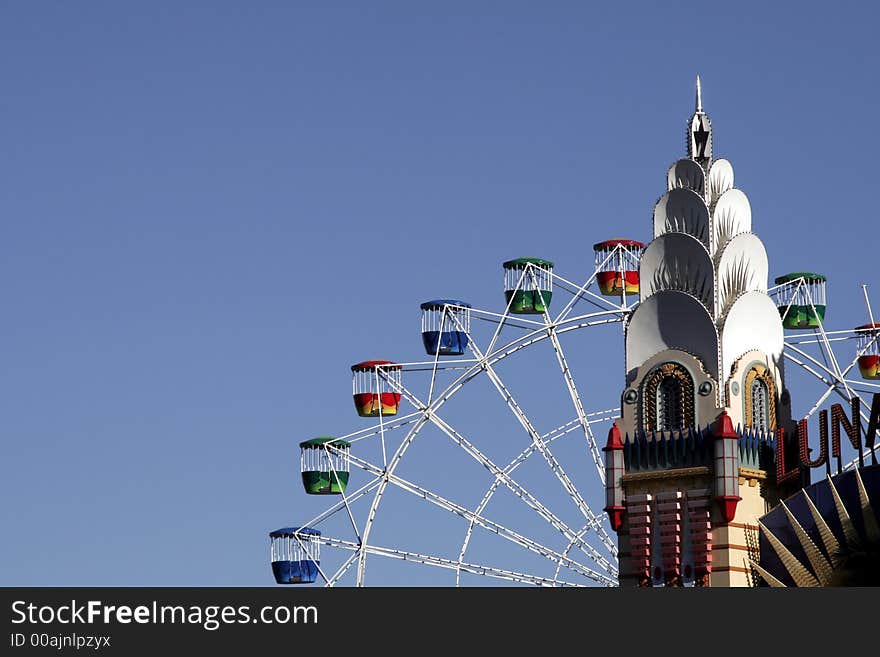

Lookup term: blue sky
[2,2,878,586]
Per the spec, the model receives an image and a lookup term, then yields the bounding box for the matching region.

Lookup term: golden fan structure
[751,465,880,586]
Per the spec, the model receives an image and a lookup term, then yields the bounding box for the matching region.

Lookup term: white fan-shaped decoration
[716,233,769,317]
[640,233,714,310]
[653,188,711,248]
[712,188,752,255]
[626,290,719,381]
[667,158,706,196]
[707,158,734,207]
[720,291,783,385]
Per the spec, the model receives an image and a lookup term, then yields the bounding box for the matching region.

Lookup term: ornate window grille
[743,365,777,433]
[750,378,769,432]
[643,363,694,432]
[657,378,683,430]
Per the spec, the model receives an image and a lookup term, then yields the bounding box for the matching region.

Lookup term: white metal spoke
[784,328,861,345]
[271,112,880,589]
[844,379,880,391]
[325,550,359,587]
[350,333,547,586]
[546,329,607,484]
[469,306,546,329]
[394,393,617,574]
[324,444,362,543]
[553,523,591,584]
[336,411,423,445]
[285,289,627,588]
[365,545,586,587]
[486,265,531,356]
[464,333,616,553]
[298,476,383,530]
[292,533,333,587]
[391,378,617,574]
[373,368,388,468]
[844,444,880,471]
[454,409,619,585]
[552,276,620,315]
[552,247,630,322]
[804,288,856,401]
[424,307,445,404]
[448,308,614,486]
[540,307,606,484]
[344,450,613,584]
[354,412,428,586]
[783,351,854,421]
[784,343,873,428]
[465,278,609,488]
[318,535,587,587]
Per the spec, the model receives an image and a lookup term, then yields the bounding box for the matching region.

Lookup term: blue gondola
[420,300,471,356]
[269,527,321,584]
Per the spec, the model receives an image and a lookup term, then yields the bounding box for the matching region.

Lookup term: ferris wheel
[267,231,879,588]
[270,243,645,587]
[769,275,880,471]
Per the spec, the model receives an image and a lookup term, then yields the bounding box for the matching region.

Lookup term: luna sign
[776,392,880,484]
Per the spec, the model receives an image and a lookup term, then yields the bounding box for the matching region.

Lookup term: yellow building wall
[708,470,771,587]
[617,468,774,587]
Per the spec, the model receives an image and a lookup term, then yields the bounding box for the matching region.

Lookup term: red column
[603,423,625,531]
[713,411,741,523]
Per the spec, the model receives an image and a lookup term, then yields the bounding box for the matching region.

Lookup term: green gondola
[774,272,827,329]
[502,257,554,314]
[300,437,351,495]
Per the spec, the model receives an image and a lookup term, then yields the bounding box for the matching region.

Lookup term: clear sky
[2,1,878,586]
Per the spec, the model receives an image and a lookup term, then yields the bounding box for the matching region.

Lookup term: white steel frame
[285,260,877,587]
[769,278,880,469]
[287,248,637,587]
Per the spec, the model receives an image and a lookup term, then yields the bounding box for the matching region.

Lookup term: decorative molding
[744,363,777,431]
[625,291,720,381]
[623,466,710,482]
[643,362,695,432]
[738,466,768,481]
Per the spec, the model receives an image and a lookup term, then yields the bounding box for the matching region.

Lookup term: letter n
[865,393,880,465]
[831,397,862,468]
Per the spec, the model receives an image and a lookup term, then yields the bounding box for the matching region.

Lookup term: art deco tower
[604,78,794,587]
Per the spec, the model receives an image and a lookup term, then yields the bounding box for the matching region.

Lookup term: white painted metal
[288,257,631,587]
[456,410,618,586]
[712,188,752,255]
[667,158,705,195]
[626,289,720,380]
[707,158,734,207]
[639,232,714,309]
[696,74,703,113]
[525,268,606,485]
[720,291,783,388]
[285,79,878,590]
[653,187,711,247]
[716,232,769,317]
[320,535,590,587]
[344,448,614,584]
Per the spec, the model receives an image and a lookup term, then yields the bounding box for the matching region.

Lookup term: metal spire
[688,74,711,162]
[695,74,703,113]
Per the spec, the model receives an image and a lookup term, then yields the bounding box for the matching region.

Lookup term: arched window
[744,365,776,433]
[643,363,694,432]
[750,378,769,431]
[657,377,683,430]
